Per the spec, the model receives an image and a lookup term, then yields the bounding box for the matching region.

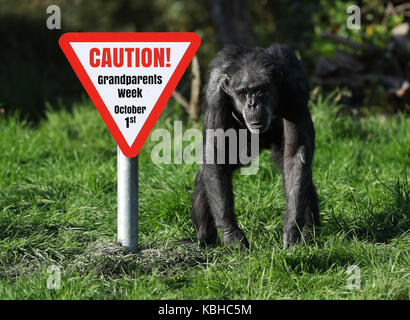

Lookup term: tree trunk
[207,0,254,46]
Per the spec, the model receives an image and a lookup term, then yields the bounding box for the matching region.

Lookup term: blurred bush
[0,0,217,121]
[312,0,406,54]
[0,0,407,121]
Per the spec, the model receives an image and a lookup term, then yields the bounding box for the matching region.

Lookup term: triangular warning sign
[59,33,200,157]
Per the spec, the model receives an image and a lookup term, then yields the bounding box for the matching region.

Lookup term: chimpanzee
[191,45,319,248]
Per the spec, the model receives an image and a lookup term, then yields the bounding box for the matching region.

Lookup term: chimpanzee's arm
[282,115,316,247]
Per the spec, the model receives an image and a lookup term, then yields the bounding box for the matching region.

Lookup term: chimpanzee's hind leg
[191,170,217,245]
[300,183,320,244]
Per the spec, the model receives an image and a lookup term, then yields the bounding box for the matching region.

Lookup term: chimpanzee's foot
[197,225,218,247]
[283,225,304,249]
[221,228,249,248]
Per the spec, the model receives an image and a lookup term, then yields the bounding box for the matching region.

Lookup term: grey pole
[117,146,138,253]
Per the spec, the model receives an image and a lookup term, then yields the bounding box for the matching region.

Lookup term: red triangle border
[59,32,201,158]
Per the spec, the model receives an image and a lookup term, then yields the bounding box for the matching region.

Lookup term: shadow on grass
[71,238,210,279]
[0,220,60,240]
[324,174,410,244]
[0,221,94,279]
[279,174,410,274]
[283,247,358,274]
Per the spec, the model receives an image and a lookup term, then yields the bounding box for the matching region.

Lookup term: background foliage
[0,0,408,120]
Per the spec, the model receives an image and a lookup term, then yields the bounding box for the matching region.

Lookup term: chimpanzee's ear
[220,74,232,96]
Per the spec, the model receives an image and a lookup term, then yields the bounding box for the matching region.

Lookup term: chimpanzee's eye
[238,90,246,98]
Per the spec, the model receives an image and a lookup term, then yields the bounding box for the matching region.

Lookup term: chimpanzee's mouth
[249,121,264,129]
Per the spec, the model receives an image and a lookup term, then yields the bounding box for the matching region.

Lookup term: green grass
[0,94,409,300]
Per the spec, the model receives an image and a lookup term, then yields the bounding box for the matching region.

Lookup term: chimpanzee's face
[221,66,279,133]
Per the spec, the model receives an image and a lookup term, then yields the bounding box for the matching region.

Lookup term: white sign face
[71,42,189,146]
[59,33,201,157]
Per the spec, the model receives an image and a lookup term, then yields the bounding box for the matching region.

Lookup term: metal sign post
[117,146,138,253]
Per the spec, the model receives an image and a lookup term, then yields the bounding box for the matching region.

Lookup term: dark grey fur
[192,45,319,248]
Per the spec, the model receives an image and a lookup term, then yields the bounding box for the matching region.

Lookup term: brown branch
[320,31,381,55]
[171,90,189,111]
[320,31,363,50]
[171,55,201,121]
[188,55,201,121]
[361,0,380,14]
[394,3,410,16]
[382,2,394,27]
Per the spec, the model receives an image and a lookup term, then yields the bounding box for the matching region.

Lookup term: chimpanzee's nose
[248,97,257,109]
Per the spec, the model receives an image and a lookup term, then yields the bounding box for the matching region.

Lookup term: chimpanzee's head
[221,58,282,133]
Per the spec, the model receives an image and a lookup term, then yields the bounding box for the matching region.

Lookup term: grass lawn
[0,94,409,299]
